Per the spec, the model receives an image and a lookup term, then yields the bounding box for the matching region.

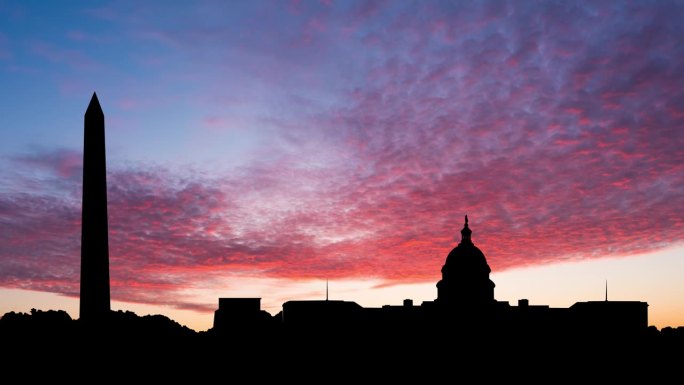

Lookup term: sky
[1,0,683,331]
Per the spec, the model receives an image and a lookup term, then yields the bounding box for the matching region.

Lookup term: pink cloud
[116,98,139,110]
[201,116,252,131]
[66,30,87,41]
[12,149,82,179]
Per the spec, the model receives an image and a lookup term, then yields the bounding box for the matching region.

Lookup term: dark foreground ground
[2,309,683,380]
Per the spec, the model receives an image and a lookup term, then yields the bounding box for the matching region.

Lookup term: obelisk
[79,92,111,321]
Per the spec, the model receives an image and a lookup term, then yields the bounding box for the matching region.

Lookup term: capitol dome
[436,215,495,306]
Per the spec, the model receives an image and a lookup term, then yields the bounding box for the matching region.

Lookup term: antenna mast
[326,279,329,301]
[605,280,608,302]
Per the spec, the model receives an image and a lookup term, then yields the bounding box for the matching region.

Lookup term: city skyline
[1,1,683,331]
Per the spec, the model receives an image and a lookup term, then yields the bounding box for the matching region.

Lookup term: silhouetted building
[282,300,364,326]
[80,92,111,321]
[436,215,495,306]
[570,301,648,334]
[213,298,273,331]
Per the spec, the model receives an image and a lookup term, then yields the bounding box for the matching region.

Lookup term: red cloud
[5,133,682,312]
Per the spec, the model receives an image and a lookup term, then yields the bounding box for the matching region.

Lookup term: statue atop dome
[461,214,472,243]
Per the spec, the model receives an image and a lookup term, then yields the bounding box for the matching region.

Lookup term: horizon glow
[2,244,683,331]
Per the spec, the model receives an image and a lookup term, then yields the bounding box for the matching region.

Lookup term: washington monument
[79,92,110,320]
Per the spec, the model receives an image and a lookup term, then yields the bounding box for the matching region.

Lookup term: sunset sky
[1,0,683,331]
